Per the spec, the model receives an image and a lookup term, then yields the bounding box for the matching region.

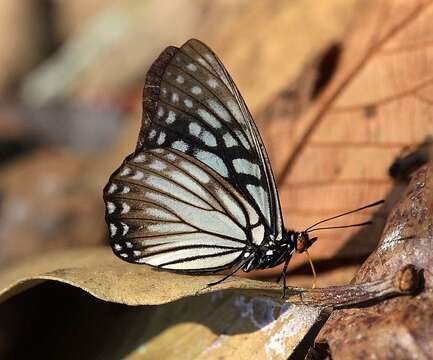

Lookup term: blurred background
[2,2,433,358]
[0,0,370,277]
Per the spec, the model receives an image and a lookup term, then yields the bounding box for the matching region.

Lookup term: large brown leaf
[0,247,329,359]
[0,245,415,359]
[0,247,328,358]
[258,0,433,273]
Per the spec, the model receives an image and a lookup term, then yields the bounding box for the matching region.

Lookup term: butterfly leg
[205,262,245,288]
[277,258,291,299]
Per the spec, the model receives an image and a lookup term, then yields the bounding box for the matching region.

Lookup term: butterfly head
[294,231,318,254]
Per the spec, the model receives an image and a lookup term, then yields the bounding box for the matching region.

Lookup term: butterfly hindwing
[140,39,283,240]
[104,148,264,272]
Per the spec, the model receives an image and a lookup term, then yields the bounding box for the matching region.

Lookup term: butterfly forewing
[104,39,285,273]
[141,39,283,237]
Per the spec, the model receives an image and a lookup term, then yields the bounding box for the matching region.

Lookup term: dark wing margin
[138,46,177,149]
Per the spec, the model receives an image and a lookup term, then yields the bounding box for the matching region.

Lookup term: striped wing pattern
[104,39,284,272]
[104,148,262,272]
[140,39,284,239]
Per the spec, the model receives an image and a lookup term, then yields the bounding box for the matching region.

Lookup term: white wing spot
[266,250,273,256]
[223,133,238,147]
[246,184,269,221]
[121,202,130,214]
[133,250,141,256]
[189,122,201,137]
[120,167,131,176]
[187,63,197,71]
[171,93,179,104]
[176,75,184,84]
[232,158,261,179]
[191,86,202,95]
[133,154,146,162]
[131,171,144,180]
[121,222,129,235]
[148,129,157,140]
[113,243,122,251]
[189,122,217,147]
[207,99,231,122]
[165,153,177,161]
[148,159,167,171]
[227,99,244,122]
[122,186,130,194]
[197,57,208,67]
[109,223,117,236]
[251,224,265,245]
[157,106,164,117]
[184,99,193,108]
[194,150,228,177]
[120,253,128,258]
[107,183,118,194]
[197,109,221,129]
[156,132,166,145]
[125,241,133,248]
[166,111,176,124]
[207,79,218,88]
[234,129,251,150]
[107,202,116,214]
[200,132,217,147]
[244,252,250,258]
[172,140,189,152]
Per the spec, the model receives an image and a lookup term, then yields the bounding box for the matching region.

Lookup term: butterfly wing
[104,148,261,272]
[139,39,284,242]
[104,39,284,272]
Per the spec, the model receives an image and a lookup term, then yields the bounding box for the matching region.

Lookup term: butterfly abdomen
[241,231,296,272]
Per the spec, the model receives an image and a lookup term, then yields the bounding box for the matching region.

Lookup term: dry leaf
[0,279,326,359]
[258,0,433,271]
[0,247,326,359]
[313,164,433,359]
[210,0,369,111]
[0,245,416,359]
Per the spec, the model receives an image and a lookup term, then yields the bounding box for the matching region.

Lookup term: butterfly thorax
[242,230,298,272]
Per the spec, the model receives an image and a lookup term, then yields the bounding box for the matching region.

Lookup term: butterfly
[103,39,381,296]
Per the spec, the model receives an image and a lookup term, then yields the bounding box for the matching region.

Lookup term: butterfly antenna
[305,200,384,232]
[307,220,373,233]
[305,249,317,289]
